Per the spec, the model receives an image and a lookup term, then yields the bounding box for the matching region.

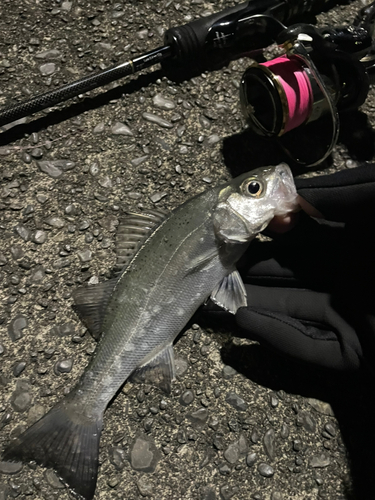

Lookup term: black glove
[205,164,375,373]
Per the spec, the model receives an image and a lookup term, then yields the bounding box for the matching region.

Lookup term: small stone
[13,362,26,377]
[246,452,257,467]
[33,230,47,244]
[225,391,247,411]
[111,122,133,136]
[44,469,65,489]
[15,223,31,241]
[324,423,336,437]
[153,94,176,110]
[54,358,73,374]
[301,412,316,433]
[258,463,274,478]
[109,447,126,470]
[93,122,105,134]
[206,134,221,146]
[30,147,43,159]
[0,461,23,474]
[180,390,194,406]
[137,476,153,497]
[309,453,331,468]
[39,62,56,75]
[45,217,65,228]
[77,249,93,263]
[27,405,46,425]
[222,365,237,379]
[35,49,62,60]
[8,315,28,341]
[89,163,100,176]
[98,176,113,188]
[0,344,4,355]
[174,358,188,377]
[142,112,173,129]
[224,442,240,464]
[11,391,32,412]
[0,252,7,266]
[220,484,239,500]
[130,435,160,472]
[131,155,149,167]
[263,429,276,461]
[36,193,48,204]
[280,422,289,439]
[218,463,231,475]
[271,492,284,500]
[189,408,208,425]
[307,398,334,416]
[149,191,167,203]
[37,160,75,178]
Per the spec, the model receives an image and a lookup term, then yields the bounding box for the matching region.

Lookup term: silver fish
[2,163,297,499]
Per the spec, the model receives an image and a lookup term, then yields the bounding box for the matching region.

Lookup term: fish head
[213,163,298,243]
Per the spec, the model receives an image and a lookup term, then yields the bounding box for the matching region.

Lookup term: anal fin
[210,269,247,314]
[130,344,175,394]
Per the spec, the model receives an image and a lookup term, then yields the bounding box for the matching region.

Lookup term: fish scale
[2,163,298,500]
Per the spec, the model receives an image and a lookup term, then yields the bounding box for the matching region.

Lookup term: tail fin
[2,400,103,500]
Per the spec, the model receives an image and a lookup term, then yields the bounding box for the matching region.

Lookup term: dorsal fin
[113,208,168,276]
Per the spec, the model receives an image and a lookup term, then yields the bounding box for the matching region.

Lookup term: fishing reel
[239,16,375,167]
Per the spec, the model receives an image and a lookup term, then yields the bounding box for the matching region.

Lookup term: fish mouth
[270,163,298,216]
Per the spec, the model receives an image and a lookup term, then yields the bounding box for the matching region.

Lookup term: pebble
[109,447,126,470]
[77,249,93,263]
[189,408,208,425]
[54,358,73,374]
[8,315,28,341]
[131,155,149,167]
[27,405,45,425]
[39,62,56,75]
[13,362,26,377]
[153,94,176,110]
[130,435,160,472]
[180,390,194,406]
[142,112,173,129]
[220,485,239,500]
[263,429,276,461]
[149,191,167,203]
[36,193,49,204]
[309,453,331,468]
[98,176,113,188]
[137,476,154,497]
[307,398,334,416]
[93,122,105,134]
[280,422,289,439]
[35,49,62,60]
[206,134,221,146]
[200,485,216,500]
[30,147,43,159]
[246,452,257,467]
[0,344,4,355]
[224,442,240,464]
[11,390,32,413]
[0,252,7,266]
[33,230,47,244]
[111,122,133,136]
[44,469,65,489]
[50,322,75,337]
[45,217,65,228]
[271,492,284,500]
[37,160,75,178]
[14,223,31,241]
[257,463,274,478]
[174,357,188,377]
[0,461,23,474]
[324,423,336,437]
[225,391,247,411]
[222,365,237,379]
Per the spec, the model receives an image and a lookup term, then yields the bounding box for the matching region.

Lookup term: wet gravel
[1,0,375,499]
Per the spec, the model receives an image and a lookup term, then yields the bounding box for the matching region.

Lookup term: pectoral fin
[210,270,247,314]
[130,344,175,394]
[72,277,118,340]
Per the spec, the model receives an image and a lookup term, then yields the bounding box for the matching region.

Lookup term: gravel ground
[1,1,375,499]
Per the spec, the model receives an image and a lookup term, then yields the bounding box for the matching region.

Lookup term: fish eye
[243,179,264,197]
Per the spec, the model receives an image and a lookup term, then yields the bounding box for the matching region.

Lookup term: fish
[1,163,298,500]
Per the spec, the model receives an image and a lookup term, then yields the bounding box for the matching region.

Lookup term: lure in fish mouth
[1,163,298,500]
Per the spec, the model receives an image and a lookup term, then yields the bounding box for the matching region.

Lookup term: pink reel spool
[261,56,313,134]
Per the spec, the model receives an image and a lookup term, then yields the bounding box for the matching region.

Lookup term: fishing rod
[0,0,354,128]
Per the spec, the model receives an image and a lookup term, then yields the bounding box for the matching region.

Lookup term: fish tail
[1,398,103,500]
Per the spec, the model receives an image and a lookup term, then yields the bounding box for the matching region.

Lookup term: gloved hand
[204,164,375,373]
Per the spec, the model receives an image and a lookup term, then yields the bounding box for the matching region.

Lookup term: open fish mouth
[270,163,299,215]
